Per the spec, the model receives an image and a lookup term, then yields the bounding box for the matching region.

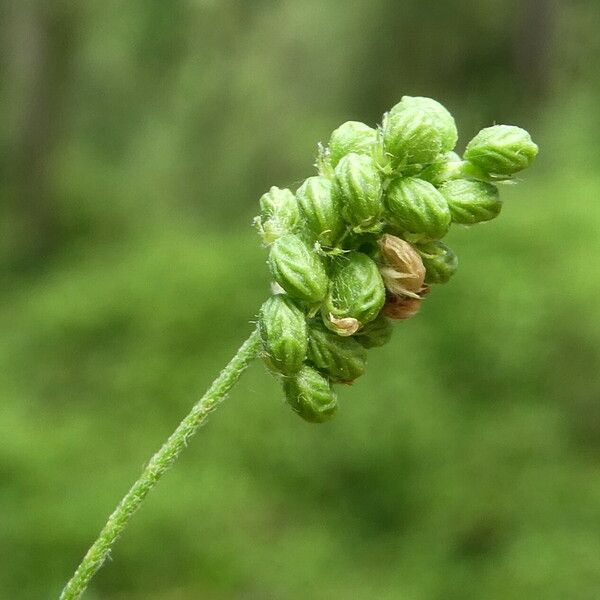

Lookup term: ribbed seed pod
[258,295,307,376]
[334,153,384,230]
[268,234,329,304]
[377,234,425,298]
[323,252,386,335]
[383,105,442,166]
[464,125,538,176]
[355,314,393,348]
[440,179,502,225]
[385,177,451,242]
[284,365,338,423]
[307,321,367,382]
[254,186,300,245]
[417,241,458,284]
[296,176,346,248]
[329,121,378,167]
[394,96,458,153]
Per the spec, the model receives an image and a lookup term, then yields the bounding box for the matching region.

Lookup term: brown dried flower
[323,314,361,337]
[382,295,422,320]
[377,234,425,298]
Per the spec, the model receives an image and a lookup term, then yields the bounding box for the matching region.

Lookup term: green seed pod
[296,176,346,248]
[464,125,538,176]
[334,153,384,230]
[323,252,386,335]
[417,241,458,284]
[254,186,300,245]
[383,104,442,166]
[395,96,458,153]
[268,234,329,304]
[440,179,502,225]
[329,121,378,167]
[258,295,307,376]
[284,365,338,423]
[385,177,451,242]
[307,321,367,382]
[355,314,393,349]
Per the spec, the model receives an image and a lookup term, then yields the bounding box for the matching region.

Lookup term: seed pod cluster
[254,96,537,423]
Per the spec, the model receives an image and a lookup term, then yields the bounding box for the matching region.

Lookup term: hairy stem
[60,328,261,600]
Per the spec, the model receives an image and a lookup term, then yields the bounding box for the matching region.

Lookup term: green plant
[60,96,537,599]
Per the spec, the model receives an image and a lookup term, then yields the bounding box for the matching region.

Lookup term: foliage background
[1,1,600,598]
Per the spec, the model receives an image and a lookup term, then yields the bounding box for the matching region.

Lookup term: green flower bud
[258,295,307,376]
[385,177,451,242]
[329,121,378,167]
[268,234,329,304]
[464,125,538,176]
[418,156,459,186]
[284,365,338,423]
[419,152,488,186]
[307,321,367,383]
[323,252,386,335]
[395,96,458,153]
[254,186,300,245]
[417,241,458,284]
[296,176,346,248]
[334,153,384,230]
[440,179,502,225]
[383,104,442,166]
[355,314,393,348]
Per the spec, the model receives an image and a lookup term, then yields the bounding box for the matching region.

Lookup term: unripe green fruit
[296,176,346,248]
[383,105,442,166]
[464,125,538,176]
[440,179,502,225]
[395,96,458,153]
[385,177,451,242]
[329,121,378,167]
[268,234,329,304]
[323,252,386,335]
[258,295,307,376]
[417,241,458,284]
[355,314,393,349]
[307,322,367,382]
[255,186,300,245]
[334,153,384,230]
[284,365,338,423]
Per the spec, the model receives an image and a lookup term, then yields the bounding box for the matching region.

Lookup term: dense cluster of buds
[255,96,537,423]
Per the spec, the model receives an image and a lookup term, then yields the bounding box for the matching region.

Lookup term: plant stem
[60,327,261,600]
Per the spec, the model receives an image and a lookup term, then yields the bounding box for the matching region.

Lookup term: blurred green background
[1,1,600,598]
